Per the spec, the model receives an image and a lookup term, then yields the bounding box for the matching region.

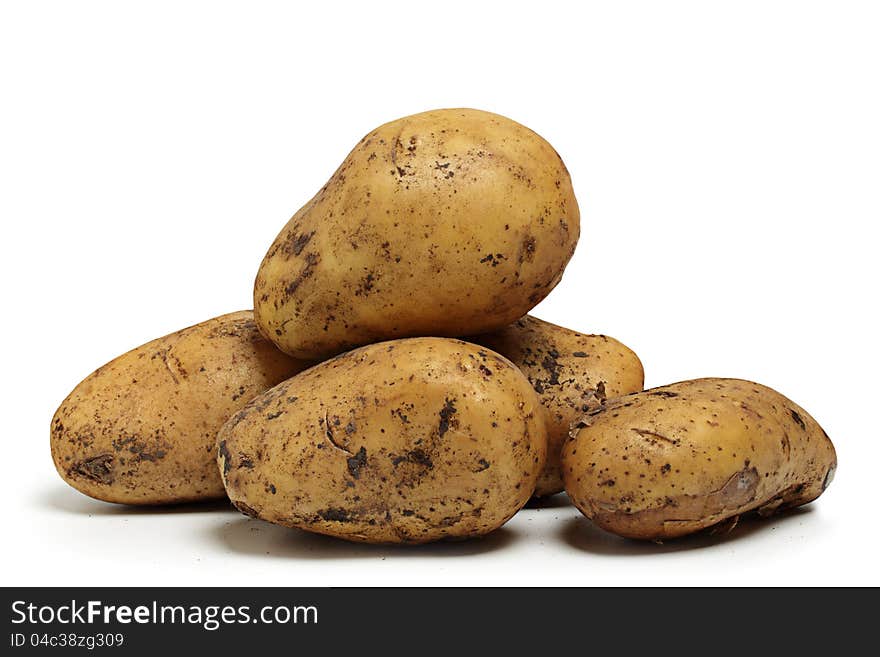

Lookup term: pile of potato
[51,109,836,544]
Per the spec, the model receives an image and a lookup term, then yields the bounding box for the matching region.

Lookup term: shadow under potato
[525,492,571,509]
[559,506,815,556]
[41,484,235,516]
[214,516,519,560]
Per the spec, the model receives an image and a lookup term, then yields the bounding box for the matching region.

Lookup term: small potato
[51,311,311,504]
[218,337,546,543]
[562,378,836,539]
[254,108,580,360]
[470,315,644,497]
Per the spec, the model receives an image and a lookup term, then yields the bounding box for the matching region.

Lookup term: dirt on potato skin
[254,108,580,361]
[50,311,311,505]
[468,315,644,497]
[218,337,547,544]
[562,377,837,540]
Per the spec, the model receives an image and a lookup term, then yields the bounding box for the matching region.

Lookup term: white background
[2,0,878,586]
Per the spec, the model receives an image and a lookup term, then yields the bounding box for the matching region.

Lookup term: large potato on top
[470,315,643,497]
[218,337,546,543]
[562,378,837,539]
[254,108,580,360]
[51,311,310,505]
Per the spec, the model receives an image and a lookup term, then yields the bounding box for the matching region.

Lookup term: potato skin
[218,337,546,544]
[562,378,837,539]
[50,311,311,505]
[254,108,580,360]
[470,315,644,497]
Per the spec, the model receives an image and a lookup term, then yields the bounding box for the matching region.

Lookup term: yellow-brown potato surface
[562,378,836,539]
[51,311,310,504]
[254,108,580,360]
[218,337,546,543]
[470,315,643,497]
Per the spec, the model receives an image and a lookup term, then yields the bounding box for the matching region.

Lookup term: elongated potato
[51,311,311,505]
[562,378,836,539]
[218,337,546,543]
[470,315,644,497]
[254,108,579,360]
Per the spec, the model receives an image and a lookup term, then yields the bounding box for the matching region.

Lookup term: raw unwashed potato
[562,378,837,540]
[218,337,546,543]
[470,315,644,497]
[254,108,580,360]
[51,311,311,505]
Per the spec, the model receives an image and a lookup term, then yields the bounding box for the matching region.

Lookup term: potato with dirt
[254,108,580,360]
[218,337,546,543]
[562,378,837,539]
[51,311,311,505]
[470,315,643,497]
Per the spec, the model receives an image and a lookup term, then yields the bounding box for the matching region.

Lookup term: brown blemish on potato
[218,440,232,476]
[111,436,167,463]
[69,454,114,485]
[322,411,353,454]
[206,317,259,340]
[318,507,352,522]
[160,349,188,383]
[346,446,368,479]
[518,235,537,263]
[354,272,377,297]
[391,448,434,468]
[438,398,457,437]
[529,349,564,394]
[390,134,408,178]
[739,401,764,419]
[286,231,316,257]
[479,253,505,267]
[284,252,320,297]
[631,428,680,446]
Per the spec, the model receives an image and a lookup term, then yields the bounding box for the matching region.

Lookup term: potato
[562,378,837,539]
[470,315,644,497]
[218,337,546,543]
[50,311,311,505]
[254,108,580,360]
